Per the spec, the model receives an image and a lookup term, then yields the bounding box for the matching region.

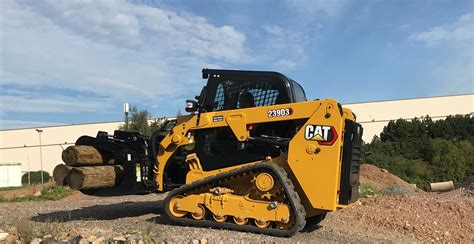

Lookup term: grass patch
[359,183,378,197]
[0,185,72,203]
[0,186,24,191]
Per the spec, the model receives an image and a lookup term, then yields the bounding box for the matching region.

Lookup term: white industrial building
[0,94,472,181]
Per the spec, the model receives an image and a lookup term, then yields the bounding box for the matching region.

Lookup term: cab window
[292,80,307,102]
[212,79,284,112]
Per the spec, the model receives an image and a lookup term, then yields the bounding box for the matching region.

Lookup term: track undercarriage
[163,163,306,237]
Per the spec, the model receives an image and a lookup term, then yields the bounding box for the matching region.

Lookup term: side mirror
[185,100,199,113]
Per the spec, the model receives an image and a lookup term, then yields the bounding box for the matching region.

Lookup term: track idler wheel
[168,195,186,218]
[233,216,248,225]
[255,172,274,192]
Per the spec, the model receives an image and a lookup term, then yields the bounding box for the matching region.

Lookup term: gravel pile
[338,190,474,242]
[359,164,419,191]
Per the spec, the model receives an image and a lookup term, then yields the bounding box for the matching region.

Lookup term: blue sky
[1,0,473,130]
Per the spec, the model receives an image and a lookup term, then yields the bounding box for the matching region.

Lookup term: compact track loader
[55,69,363,237]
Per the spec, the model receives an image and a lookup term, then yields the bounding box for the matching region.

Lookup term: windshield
[291,80,307,102]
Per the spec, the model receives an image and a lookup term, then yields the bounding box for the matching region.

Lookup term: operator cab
[183,69,309,173]
[187,69,307,113]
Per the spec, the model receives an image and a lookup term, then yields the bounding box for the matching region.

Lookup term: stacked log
[67,165,124,190]
[62,145,114,166]
[52,164,72,185]
[53,145,123,190]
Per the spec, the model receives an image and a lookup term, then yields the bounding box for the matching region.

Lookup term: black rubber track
[163,163,306,237]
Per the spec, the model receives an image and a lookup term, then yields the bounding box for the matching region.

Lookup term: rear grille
[339,120,363,205]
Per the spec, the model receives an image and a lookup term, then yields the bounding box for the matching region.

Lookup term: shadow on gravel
[31,200,164,223]
[146,215,171,225]
[300,224,323,233]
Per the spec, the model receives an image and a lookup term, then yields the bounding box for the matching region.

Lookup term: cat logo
[304,125,338,146]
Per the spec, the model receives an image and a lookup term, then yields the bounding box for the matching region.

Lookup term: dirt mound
[62,190,90,201]
[338,192,474,242]
[360,164,417,191]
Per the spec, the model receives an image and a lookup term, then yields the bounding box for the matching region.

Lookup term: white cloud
[19,0,248,62]
[409,13,474,47]
[408,13,474,94]
[0,0,251,117]
[259,25,310,70]
[0,0,325,128]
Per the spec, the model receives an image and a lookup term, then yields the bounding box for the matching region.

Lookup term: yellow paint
[172,191,291,223]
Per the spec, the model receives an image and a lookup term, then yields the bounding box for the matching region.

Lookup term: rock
[113,236,126,241]
[87,235,97,242]
[33,191,42,197]
[70,235,89,244]
[200,238,208,244]
[381,169,388,173]
[92,236,105,244]
[0,232,8,241]
[151,236,165,243]
[5,235,18,243]
[127,235,143,244]
[31,238,43,244]
[5,234,18,243]
[191,239,199,244]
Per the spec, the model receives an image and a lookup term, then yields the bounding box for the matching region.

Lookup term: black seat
[238,91,255,108]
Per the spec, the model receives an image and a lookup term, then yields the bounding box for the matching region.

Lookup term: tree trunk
[52,164,72,185]
[67,165,124,190]
[62,145,110,166]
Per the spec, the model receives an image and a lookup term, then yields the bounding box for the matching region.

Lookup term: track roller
[213,214,227,223]
[191,205,206,220]
[254,219,270,228]
[233,216,248,225]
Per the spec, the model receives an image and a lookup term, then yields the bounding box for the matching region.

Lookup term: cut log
[52,164,72,185]
[67,165,124,190]
[62,145,109,166]
[430,181,454,192]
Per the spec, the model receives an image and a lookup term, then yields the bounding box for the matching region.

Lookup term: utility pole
[35,129,44,184]
[24,145,30,185]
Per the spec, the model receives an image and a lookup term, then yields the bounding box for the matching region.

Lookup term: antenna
[124,103,130,129]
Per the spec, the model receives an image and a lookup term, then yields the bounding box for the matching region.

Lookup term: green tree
[119,106,163,136]
[363,114,474,190]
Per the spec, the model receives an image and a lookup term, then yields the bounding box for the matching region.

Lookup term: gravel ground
[0,192,420,243]
[1,166,472,243]
[339,188,474,242]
